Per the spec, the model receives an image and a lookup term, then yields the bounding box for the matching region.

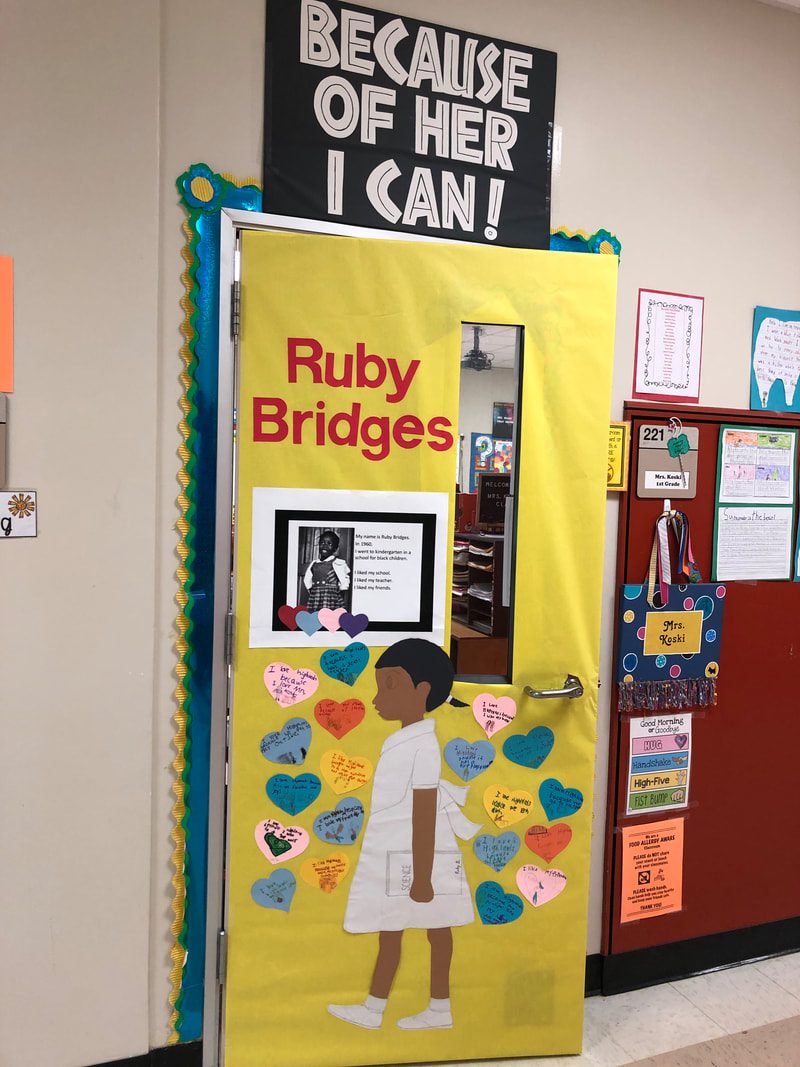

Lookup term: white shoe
[397,1007,453,1030]
[328,1002,384,1029]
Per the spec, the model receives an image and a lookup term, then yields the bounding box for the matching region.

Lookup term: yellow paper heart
[320,750,373,794]
[483,784,535,828]
[300,852,350,893]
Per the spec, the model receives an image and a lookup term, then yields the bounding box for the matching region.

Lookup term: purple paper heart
[340,612,369,638]
[675,734,688,749]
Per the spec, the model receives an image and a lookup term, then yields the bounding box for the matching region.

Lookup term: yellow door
[220,228,617,1066]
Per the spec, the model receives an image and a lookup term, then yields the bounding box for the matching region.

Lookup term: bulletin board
[603,401,800,991]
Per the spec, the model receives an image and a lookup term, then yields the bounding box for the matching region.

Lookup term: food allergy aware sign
[264,0,557,248]
[620,818,684,923]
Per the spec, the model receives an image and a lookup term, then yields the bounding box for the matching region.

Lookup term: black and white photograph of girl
[297,527,354,613]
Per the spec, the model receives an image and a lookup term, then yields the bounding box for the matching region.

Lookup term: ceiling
[460,324,520,370]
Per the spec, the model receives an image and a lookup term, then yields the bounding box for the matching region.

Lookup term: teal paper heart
[320,642,369,686]
[502,726,554,769]
[539,777,583,821]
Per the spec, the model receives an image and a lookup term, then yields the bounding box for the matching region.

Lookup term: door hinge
[224,611,235,666]
[216,929,228,984]
[230,280,241,339]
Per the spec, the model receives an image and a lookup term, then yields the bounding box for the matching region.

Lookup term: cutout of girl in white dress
[329,639,480,1031]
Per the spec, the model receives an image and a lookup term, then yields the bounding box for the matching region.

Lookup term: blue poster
[750,305,800,412]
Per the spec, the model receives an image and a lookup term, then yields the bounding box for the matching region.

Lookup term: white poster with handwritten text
[751,306,800,412]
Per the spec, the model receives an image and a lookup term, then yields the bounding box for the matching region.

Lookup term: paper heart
[524,823,572,863]
[502,726,554,770]
[473,831,521,873]
[473,693,517,737]
[260,717,312,765]
[263,663,319,707]
[296,611,322,636]
[675,734,688,749]
[300,852,350,893]
[313,798,365,845]
[444,738,495,782]
[318,608,346,633]
[320,750,373,794]
[475,881,524,925]
[266,773,322,816]
[277,605,301,631]
[340,612,369,638]
[320,643,370,686]
[516,864,568,908]
[254,818,309,864]
[539,778,584,821]
[251,870,297,912]
[314,698,365,740]
[483,784,534,828]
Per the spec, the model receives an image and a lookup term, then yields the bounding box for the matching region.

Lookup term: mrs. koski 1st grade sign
[264,0,557,248]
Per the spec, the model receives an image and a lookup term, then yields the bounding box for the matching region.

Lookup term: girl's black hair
[319,530,340,550]
[375,639,455,712]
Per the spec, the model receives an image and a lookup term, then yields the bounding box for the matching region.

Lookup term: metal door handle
[524,674,584,700]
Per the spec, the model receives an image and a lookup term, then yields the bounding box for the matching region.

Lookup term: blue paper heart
[266,772,321,816]
[260,717,312,765]
[251,870,297,913]
[502,726,555,770]
[313,797,365,845]
[444,738,495,782]
[296,610,322,636]
[475,881,524,925]
[539,777,583,821]
[320,642,370,686]
[473,831,520,873]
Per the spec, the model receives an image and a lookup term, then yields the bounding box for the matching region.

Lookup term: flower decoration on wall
[8,492,35,518]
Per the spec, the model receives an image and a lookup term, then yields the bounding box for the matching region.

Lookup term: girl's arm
[410,787,437,902]
[334,557,351,590]
[302,563,313,590]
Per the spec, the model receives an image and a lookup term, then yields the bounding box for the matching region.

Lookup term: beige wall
[2,1,800,1065]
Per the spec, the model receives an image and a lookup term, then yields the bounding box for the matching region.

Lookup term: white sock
[365,995,388,1012]
[429,996,451,1012]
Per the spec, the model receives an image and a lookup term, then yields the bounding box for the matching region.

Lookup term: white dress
[344,719,480,933]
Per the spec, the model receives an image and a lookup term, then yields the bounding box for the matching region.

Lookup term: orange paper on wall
[0,257,13,393]
[620,817,684,922]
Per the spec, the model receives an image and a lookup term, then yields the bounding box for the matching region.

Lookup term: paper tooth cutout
[266,772,322,816]
[263,663,319,707]
[475,881,524,925]
[313,798,365,845]
[516,864,568,908]
[483,784,534,828]
[254,818,309,864]
[473,831,521,873]
[296,611,323,636]
[314,698,365,740]
[340,612,369,638]
[472,693,517,737]
[320,642,370,686]
[444,738,495,782]
[539,778,584,821]
[277,605,301,631]
[320,750,373,794]
[318,607,346,632]
[260,718,312,766]
[502,726,555,770]
[300,852,350,893]
[251,870,297,912]
[524,823,572,863]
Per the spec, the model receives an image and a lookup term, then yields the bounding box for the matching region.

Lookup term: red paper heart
[524,823,572,863]
[278,605,302,631]
[314,698,366,740]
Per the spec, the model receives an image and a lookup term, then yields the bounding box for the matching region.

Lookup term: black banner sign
[264,0,557,248]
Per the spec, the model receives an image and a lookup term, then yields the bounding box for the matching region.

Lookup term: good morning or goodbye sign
[264,0,557,248]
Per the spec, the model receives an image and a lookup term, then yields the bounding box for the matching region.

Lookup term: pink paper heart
[515,864,568,908]
[473,693,517,737]
[263,663,319,707]
[254,818,309,865]
[318,608,346,633]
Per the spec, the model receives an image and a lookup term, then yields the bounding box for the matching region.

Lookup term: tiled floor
[417,951,800,1067]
